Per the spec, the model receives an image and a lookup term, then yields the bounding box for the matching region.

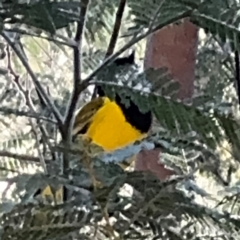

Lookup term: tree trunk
[135,19,198,179]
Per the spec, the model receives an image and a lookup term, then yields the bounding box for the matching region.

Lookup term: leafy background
[1,0,240,239]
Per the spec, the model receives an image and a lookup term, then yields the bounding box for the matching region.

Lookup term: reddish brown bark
[135,19,198,180]
[135,149,175,180]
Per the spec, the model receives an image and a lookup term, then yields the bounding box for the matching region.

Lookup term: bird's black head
[113,51,135,66]
[96,50,136,97]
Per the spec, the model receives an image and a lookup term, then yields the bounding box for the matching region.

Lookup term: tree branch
[105,0,126,57]
[1,32,64,134]
[62,0,90,200]
[0,150,51,163]
[80,10,192,92]
[3,28,77,48]
[0,107,56,123]
[63,0,89,139]
[92,0,127,99]
[6,45,48,172]
[234,51,240,104]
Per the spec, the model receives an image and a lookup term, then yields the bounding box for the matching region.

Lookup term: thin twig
[106,0,126,57]
[0,107,57,123]
[0,81,11,103]
[0,150,51,163]
[92,0,127,99]
[6,46,35,111]
[29,119,48,173]
[6,46,48,172]
[62,0,90,200]
[148,0,166,32]
[63,0,89,138]
[3,28,77,48]
[2,31,64,134]
[234,51,240,104]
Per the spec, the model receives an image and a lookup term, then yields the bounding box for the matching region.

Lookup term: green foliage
[3,172,240,240]
[1,0,240,240]
[1,1,80,34]
[127,0,240,52]
[1,0,117,48]
[127,0,190,35]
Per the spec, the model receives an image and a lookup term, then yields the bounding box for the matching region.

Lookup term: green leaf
[2,1,81,34]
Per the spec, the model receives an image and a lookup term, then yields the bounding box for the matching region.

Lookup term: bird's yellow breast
[85,99,146,151]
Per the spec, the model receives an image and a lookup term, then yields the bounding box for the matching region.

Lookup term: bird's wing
[33,185,63,204]
[72,97,107,136]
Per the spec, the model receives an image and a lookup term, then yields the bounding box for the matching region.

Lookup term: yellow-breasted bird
[34,51,152,203]
[73,89,152,152]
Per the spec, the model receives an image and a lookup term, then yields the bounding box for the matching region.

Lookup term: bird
[72,50,152,167]
[33,51,152,203]
[73,89,152,152]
